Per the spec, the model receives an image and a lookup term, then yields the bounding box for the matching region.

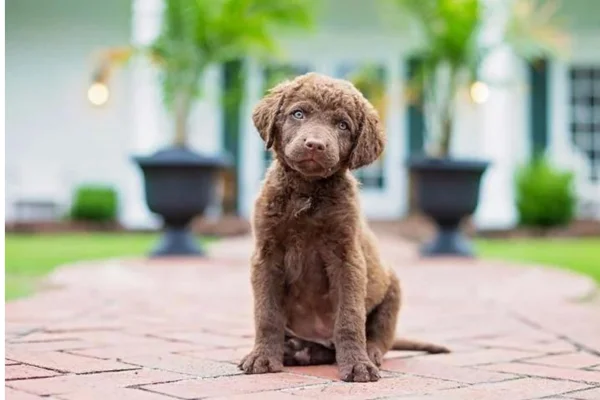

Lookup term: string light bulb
[470,81,489,104]
[88,82,110,106]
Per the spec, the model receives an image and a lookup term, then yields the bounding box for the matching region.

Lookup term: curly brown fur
[238,73,449,383]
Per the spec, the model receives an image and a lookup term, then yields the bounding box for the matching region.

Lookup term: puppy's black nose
[304,139,326,152]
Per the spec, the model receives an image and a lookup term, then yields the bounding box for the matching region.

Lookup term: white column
[473,0,526,229]
[130,0,168,154]
[548,61,570,166]
[474,46,520,229]
[121,0,164,229]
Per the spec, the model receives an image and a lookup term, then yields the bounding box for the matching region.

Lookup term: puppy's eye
[292,110,304,120]
[338,121,349,131]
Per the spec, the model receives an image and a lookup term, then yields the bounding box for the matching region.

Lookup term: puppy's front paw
[238,350,283,374]
[339,360,380,382]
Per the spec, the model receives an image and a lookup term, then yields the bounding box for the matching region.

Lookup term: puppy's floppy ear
[348,100,386,170]
[252,80,293,150]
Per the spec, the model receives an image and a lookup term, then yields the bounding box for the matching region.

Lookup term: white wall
[5,0,225,228]
[5,0,133,221]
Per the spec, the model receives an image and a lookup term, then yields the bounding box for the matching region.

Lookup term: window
[570,67,600,182]
[336,63,387,189]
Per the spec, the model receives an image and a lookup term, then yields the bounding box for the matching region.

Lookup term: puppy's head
[252,72,385,179]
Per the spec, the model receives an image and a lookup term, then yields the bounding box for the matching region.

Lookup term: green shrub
[70,185,118,222]
[515,158,576,227]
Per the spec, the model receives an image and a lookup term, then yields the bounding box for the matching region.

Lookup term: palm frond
[93,0,316,145]
[505,0,570,61]
[386,0,569,156]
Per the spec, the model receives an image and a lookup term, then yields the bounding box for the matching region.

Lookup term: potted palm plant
[93,0,314,256]
[388,0,568,256]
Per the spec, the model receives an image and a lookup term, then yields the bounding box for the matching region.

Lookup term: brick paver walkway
[5,235,600,399]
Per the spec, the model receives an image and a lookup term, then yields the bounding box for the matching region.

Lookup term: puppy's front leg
[239,250,285,374]
[330,251,380,382]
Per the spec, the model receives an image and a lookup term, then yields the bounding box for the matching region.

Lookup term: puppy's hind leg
[284,336,336,366]
[365,273,402,366]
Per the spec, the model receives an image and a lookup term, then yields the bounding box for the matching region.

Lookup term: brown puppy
[239,73,449,382]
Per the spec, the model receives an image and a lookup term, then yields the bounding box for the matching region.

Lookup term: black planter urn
[408,157,489,257]
[133,147,232,257]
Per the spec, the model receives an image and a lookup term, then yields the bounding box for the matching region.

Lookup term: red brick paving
[522,351,600,369]
[115,353,241,377]
[566,386,600,399]
[5,364,60,380]
[5,350,138,374]
[5,234,600,399]
[481,362,600,383]
[56,387,173,400]
[7,369,189,396]
[396,377,592,400]
[5,387,50,400]
[144,373,328,399]
[286,375,460,399]
[417,347,537,366]
[380,358,517,384]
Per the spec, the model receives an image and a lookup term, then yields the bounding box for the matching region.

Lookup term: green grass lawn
[5,233,213,301]
[6,233,598,302]
[476,238,600,283]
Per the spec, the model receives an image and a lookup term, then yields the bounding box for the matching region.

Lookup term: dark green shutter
[221,59,244,213]
[529,59,549,157]
[406,57,426,213]
[407,57,425,156]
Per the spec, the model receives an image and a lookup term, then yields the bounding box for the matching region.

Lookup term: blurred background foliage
[384,0,569,156]
[70,185,119,223]
[516,157,576,228]
[98,0,317,146]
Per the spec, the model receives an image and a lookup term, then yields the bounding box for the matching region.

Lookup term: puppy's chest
[264,194,342,346]
[284,256,337,347]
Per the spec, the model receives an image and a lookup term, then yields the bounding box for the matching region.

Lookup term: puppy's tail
[391,338,451,354]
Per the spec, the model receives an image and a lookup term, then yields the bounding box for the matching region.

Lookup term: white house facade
[5,0,600,229]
